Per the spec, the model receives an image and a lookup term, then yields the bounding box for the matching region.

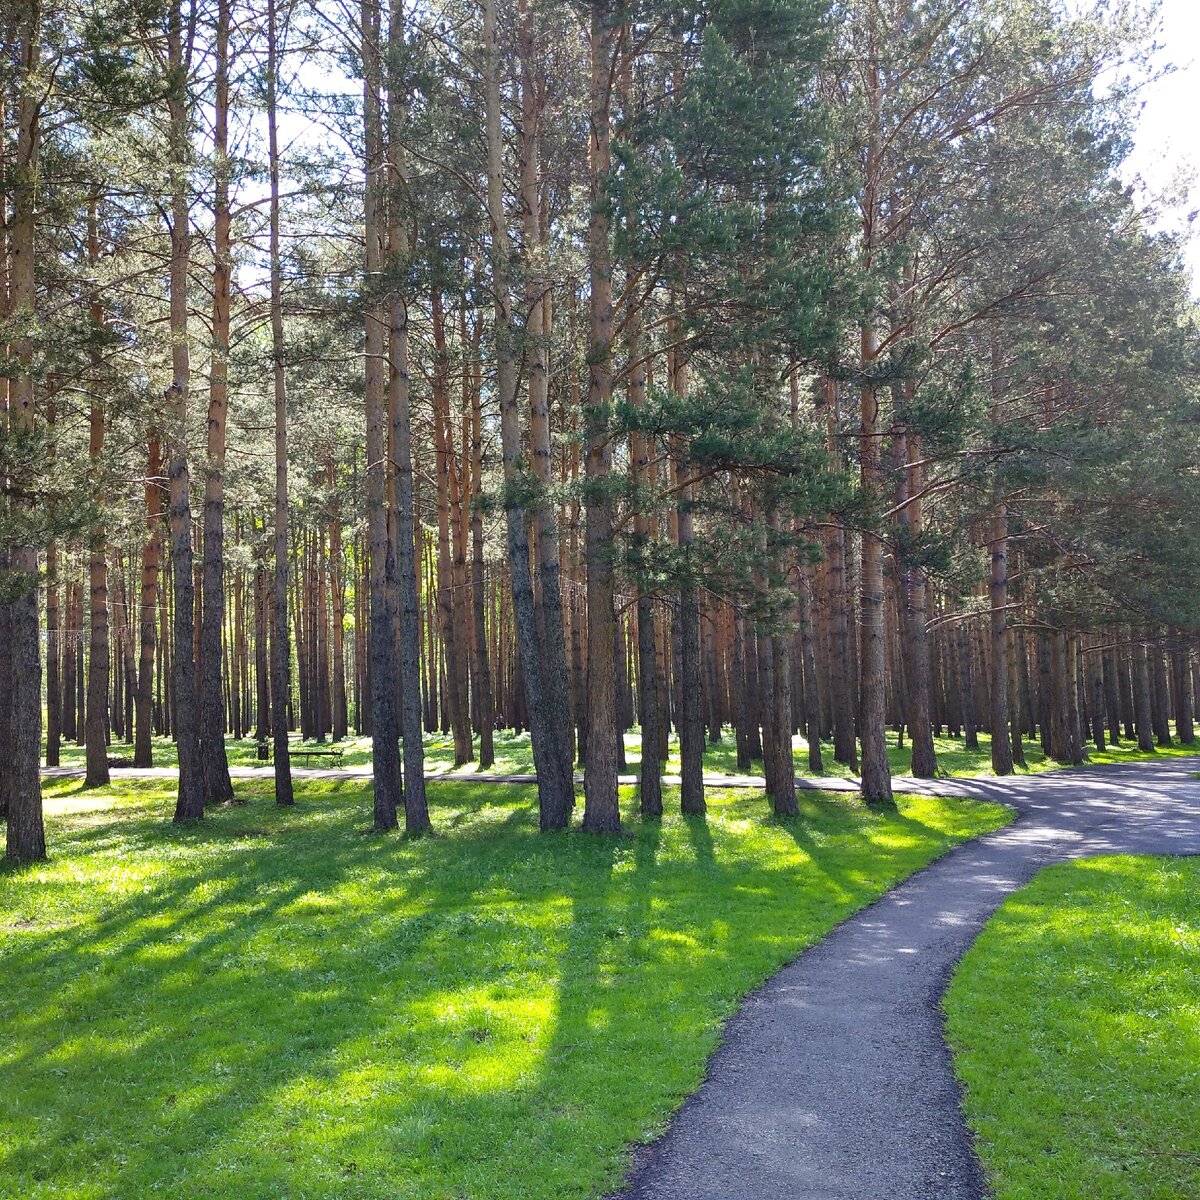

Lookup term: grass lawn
[45,727,1199,784]
[2,778,1007,1200]
[945,855,1200,1200]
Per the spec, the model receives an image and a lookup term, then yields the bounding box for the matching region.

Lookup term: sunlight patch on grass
[2,776,1008,1200]
[946,855,1200,1200]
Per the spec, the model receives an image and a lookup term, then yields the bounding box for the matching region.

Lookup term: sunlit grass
[2,777,1008,1199]
[946,855,1200,1200]
[46,726,1196,783]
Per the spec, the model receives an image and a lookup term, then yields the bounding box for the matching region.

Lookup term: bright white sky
[1123,0,1200,291]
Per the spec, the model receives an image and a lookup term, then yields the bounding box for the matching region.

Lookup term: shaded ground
[610,757,1200,1200]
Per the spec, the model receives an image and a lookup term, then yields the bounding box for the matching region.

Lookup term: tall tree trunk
[265,0,296,807]
[136,441,163,769]
[385,0,429,831]
[469,342,495,767]
[1088,639,1106,752]
[84,200,111,788]
[519,1,576,777]
[581,0,621,832]
[4,7,45,859]
[858,324,892,804]
[956,612,979,751]
[798,563,823,773]
[1008,625,1027,768]
[627,303,661,815]
[895,419,936,778]
[986,337,1013,774]
[361,0,402,828]
[483,0,572,828]
[1133,632,1155,752]
[823,388,857,769]
[328,462,349,739]
[673,344,704,816]
[430,291,473,766]
[200,0,235,803]
[1172,631,1194,744]
[45,398,62,768]
[166,0,205,823]
[1150,632,1173,747]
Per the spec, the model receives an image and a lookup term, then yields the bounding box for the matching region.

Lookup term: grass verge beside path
[946,855,1200,1200]
[3,778,1007,1200]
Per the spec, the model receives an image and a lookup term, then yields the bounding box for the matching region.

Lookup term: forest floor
[41,727,1200,782]
[0,776,1007,1200]
[611,756,1200,1200]
[946,853,1200,1200]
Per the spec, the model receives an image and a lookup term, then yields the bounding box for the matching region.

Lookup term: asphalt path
[609,757,1200,1199]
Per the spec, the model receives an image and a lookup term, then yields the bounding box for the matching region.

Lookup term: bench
[256,742,345,769]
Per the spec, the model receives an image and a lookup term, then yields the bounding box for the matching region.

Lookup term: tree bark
[858,324,892,804]
[165,0,205,823]
[581,0,621,832]
[483,0,573,828]
[4,6,45,859]
[894,420,936,778]
[128,429,162,767]
[1133,632,1155,753]
[1172,631,1194,744]
[200,0,235,803]
[267,0,295,808]
[361,0,400,829]
[84,201,111,788]
[385,0,430,832]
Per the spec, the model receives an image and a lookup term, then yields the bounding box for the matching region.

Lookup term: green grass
[46,727,1197,784]
[2,778,1008,1200]
[946,855,1200,1200]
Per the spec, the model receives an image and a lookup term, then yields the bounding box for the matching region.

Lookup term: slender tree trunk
[483,0,572,828]
[858,325,892,804]
[1133,633,1155,752]
[84,201,111,788]
[130,429,163,767]
[165,2,205,823]
[469,345,495,767]
[798,563,823,773]
[360,0,404,828]
[895,420,935,778]
[627,304,661,815]
[956,611,979,751]
[430,291,473,766]
[519,1,576,779]
[1088,640,1106,751]
[581,0,621,832]
[385,0,429,832]
[1151,632,1173,747]
[200,0,235,803]
[1172,631,1194,744]
[266,0,295,806]
[1008,625,1026,768]
[328,462,349,739]
[4,9,45,859]
[673,344,704,816]
[45,397,62,768]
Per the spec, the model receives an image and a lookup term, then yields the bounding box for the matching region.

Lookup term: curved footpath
[40,756,1200,1196]
[611,757,1200,1200]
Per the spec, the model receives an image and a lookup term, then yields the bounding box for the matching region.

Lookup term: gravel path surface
[610,757,1200,1200]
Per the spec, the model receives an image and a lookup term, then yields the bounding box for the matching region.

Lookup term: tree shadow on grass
[0,780,994,1200]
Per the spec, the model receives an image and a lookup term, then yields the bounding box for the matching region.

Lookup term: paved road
[609,757,1200,1200]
